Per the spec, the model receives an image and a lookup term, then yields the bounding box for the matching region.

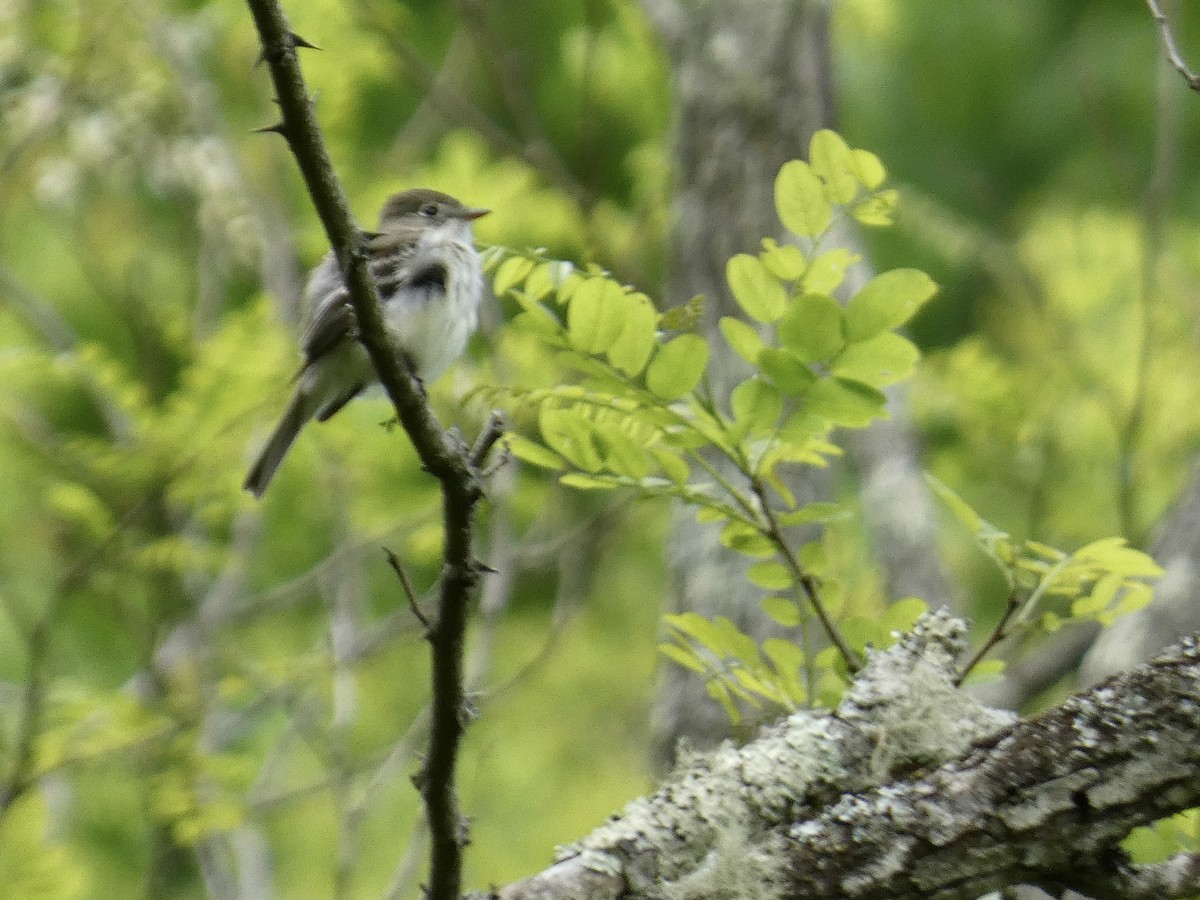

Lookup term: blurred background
[2,0,1200,896]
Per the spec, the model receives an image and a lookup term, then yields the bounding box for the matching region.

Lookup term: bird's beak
[459,207,491,221]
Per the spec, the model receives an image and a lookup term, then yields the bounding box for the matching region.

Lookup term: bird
[244,188,489,498]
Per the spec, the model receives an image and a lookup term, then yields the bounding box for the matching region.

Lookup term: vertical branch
[242,3,506,897]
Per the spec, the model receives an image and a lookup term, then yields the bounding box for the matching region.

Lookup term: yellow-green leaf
[775,159,832,238]
[850,148,887,190]
[492,256,535,297]
[759,238,807,281]
[832,332,920,387]
[852,189,898,227]
[502,433,564,470]
[844,268,938,342]
[761,596,801,627]
[809,129,858,204]
[779,293,844,363]
[758,348,816,395]
[731,378,783,434]
[806,377,887,427]
[747,561,794,590]
[720,316,766,364]
[802,248,858,294]
[568,277,627,354]
[607,292,658,376]
[727,253,787,322]
[646,333,708,400]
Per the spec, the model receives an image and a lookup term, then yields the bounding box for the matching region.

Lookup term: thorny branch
[243,4,502,898]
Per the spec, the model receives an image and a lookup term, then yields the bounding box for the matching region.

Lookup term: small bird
[244,188,489,498]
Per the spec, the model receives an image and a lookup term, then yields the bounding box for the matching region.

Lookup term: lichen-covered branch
[498,610,1013,899]
[242,4,500,898]
[496,613,1200,900]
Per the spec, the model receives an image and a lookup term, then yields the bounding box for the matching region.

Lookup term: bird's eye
[420,203,438,217]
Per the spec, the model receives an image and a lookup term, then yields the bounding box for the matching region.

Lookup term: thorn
[290,31,321,51]
[473,559,498,575]
[252,121,288,136]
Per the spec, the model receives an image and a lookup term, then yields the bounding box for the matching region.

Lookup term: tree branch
[497,613,1200,899]
[1145,0,1200,93]
[242,4,498,897]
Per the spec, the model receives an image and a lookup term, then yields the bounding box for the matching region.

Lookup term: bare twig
[955,589,1020,687]
[385,547,430,632]
[751,478,861,673]
[1145,0,1200,92]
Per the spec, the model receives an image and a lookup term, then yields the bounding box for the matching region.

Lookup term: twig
[242,3,495,896]
[751,478,861,673]
[1145,0,1200,93]
[469,411,506,469]
[385,547,430,632]
[955,589,1020,687]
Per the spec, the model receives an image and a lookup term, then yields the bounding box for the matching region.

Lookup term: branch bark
[242,4,499,898]
[496,612,1200,900]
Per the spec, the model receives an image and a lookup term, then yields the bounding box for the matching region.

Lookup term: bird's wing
[298,229,429,363]
[300,253,356,363]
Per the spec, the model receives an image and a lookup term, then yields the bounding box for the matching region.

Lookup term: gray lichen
[555,610,1013,899]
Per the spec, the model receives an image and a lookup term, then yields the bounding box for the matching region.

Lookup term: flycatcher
[244,188,489,497]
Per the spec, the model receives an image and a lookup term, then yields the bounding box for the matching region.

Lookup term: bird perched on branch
[244,188,489,497]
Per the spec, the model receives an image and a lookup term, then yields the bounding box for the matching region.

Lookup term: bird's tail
[243,388,314,499]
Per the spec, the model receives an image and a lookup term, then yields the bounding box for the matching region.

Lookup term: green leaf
[493,256,535,296]
[925,474,983,534]
[720,316,767,365]
[809,129,858,204]
[832,332,920,387]
[747,561,794,590]
[759,238,806,280]
[806,377,887,427]
[539,406,603,472]
[778,293,845,362]
[882,597,928,634]
[841,616,884,653]
[727,253,787,322]
[510,305,563,339]
[646,333,708,399]
[731,378,783,434]
[607,292,658,376]
[759,348,816,394]
[721,520,775,558]
[568,277,628,354]
[523,261,556,300]
[802,248,859,294]
[850,148,887,189]
[852,190,898,227]
[659,642,705,672]
[761,596,801,627]
[763,638,806,679]
[844,268,938,342]
[559,473,619,490]
[593,422,652,479]
[775,159,832,238]
[652,448,691,485]
[1073,538,1165,578]
[0,794,86,900]
[1114,582,1154,617]
[960,658,1006,687]
[775,501,845,526]
[501,433,564,470]
[706,679,741,724]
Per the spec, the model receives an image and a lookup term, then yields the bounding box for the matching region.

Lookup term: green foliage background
[2,0,1199,896]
